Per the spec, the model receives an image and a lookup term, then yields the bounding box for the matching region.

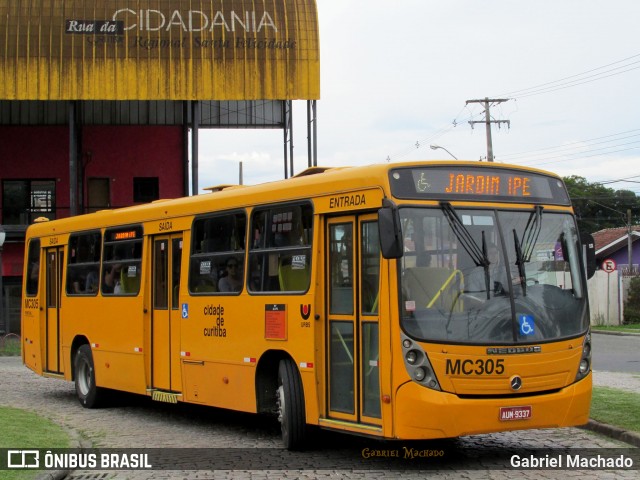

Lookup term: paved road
[592,332,640,373]
[0,357,637,479]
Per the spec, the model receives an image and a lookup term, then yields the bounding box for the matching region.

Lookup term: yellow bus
[21,161,596,449]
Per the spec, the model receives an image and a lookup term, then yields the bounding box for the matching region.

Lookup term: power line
[504,62,640,98]
[598,174,640,185]
[517,144,640,167]
[510,139,640,166]
[494,53,640,99]
[498,129,640,160]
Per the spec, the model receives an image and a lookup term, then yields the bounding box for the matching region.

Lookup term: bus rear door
[151,235,183,392]
[44,246,63,374]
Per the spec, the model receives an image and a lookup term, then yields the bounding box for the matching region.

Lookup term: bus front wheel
[276,359,307,450]
[74,345,103,408]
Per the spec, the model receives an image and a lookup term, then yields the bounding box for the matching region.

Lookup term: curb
[34,415,92,480]
[580,419,640,448]
[591,330,640,337]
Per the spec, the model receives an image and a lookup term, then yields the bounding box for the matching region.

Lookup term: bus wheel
[74,345,102,408]
[276,359,307,450]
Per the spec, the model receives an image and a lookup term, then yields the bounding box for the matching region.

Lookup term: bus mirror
[378,200,403,259]
[581,232,596,279]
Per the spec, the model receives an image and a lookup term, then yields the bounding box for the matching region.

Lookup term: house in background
[592,226,640,274]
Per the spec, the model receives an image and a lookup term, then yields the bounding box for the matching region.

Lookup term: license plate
[499,405,532,421]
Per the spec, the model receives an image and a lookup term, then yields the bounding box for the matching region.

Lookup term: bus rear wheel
[276,359,307,450]
[74,344,103,408]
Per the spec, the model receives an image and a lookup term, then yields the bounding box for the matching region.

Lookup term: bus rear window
[25,238,41,296]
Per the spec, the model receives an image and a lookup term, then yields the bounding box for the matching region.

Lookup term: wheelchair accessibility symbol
[518,314,535,336]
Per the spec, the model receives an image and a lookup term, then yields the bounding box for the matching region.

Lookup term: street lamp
[430,144,458,160]
[0,225,5,335]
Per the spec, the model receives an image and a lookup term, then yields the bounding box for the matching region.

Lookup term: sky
[195,0,640,194]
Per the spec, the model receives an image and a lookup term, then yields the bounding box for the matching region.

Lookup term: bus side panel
[92,349,147,394]
[179,293,318,416]
[71,297,148,395]
[182,362,257,412]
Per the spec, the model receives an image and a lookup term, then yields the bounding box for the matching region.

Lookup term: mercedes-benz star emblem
[510,375,523,391]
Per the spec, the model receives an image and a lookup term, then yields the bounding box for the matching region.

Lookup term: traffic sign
[602,258,616,274]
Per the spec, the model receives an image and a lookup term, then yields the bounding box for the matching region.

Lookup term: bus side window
[189,212,247,295]
[67,231,101,295]
[25,238,41,296]
[102,226,143,296]
[249,203,313,293]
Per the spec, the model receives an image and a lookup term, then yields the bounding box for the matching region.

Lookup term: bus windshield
[399,206,589,345]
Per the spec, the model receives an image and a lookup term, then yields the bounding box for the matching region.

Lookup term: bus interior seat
[278,262,310,292]
[120,266,141,294]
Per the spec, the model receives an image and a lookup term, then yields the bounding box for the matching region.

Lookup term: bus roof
[25,160,566,238]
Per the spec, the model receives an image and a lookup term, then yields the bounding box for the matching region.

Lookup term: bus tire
[277,359,307,450]
[74,344,103,408]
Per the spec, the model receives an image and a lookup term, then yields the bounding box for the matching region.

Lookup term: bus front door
[44,247,63,374]
[151,235,183,392]
[326,215,382,426]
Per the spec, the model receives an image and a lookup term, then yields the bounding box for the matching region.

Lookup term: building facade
[0,0,320,335]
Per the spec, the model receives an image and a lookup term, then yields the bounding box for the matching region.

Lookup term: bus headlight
[575,331,591,381]
[579,359,589,374]
[406,350,419,365]
[401,333,441,391]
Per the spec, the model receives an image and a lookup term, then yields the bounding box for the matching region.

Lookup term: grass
[0,406,71,480]
[591,323,640,333]
[590,386,640,434]
[0,334,21,356]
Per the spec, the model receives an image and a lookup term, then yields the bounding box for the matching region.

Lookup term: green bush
[624,277,640,324]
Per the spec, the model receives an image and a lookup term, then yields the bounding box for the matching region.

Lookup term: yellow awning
[0,0,320,101]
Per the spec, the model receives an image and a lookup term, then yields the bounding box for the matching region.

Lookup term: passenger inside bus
[102,263,121,294]
[218,257,243,292]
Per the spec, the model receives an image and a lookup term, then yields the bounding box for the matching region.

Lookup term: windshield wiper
[522,206,543,262]
[513,229,527,296]
[440,202,491,298]
[512,206,543,296]
[440,202,488,267]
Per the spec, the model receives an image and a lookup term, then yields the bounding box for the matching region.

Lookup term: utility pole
[466,97,510,162]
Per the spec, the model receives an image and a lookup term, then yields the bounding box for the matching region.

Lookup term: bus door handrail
[333,325,354,364]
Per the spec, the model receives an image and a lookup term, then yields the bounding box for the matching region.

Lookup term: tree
[624,277,640,324]
[563,175,640,236]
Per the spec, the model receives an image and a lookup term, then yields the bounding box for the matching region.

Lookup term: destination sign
[113,231,137,240]
[109,226,143,242]
[389,166,571,205]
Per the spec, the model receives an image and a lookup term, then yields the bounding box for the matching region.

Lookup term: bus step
[150,390,181,404]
